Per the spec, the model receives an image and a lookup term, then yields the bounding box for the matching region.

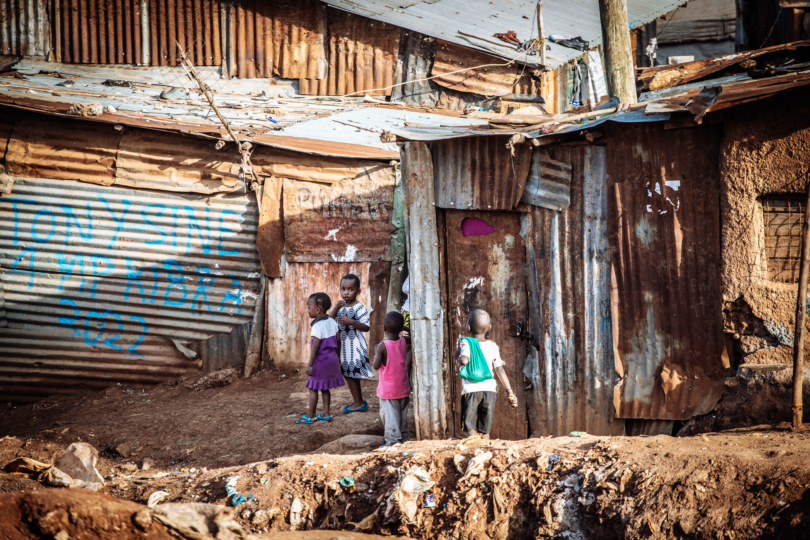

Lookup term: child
[329,273,373,414]
[400,276,410,338]
[454,309,518,439]
[372,312,412,447]
[298,292,345,425]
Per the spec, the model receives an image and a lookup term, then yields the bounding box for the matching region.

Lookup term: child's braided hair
[308,292,332,312]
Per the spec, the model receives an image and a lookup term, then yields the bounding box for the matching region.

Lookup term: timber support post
[597,0,637,104]
[791,179,810,430]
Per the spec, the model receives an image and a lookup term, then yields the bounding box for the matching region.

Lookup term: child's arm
[337,316,370,332]
[455,338,468,365]
[494,366,518,407]
[372,342,387,370]
[328,300,345,319]
[307,337,321,376]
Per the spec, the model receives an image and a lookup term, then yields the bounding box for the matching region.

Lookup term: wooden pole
[597,0,637,104]
[792,182,810,430]
[536,1,546,67]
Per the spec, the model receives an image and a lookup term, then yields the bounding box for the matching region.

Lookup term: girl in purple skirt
[297,292,345,424]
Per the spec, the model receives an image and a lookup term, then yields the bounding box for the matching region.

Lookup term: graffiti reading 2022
[0,179,261,356]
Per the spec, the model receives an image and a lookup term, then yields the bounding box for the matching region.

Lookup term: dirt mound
[312,435,386,455]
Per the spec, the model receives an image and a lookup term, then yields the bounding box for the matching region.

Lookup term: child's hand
[507,392,518,408]
[306,365,313,376]
[337,316,352,326]
[335,299,346,310]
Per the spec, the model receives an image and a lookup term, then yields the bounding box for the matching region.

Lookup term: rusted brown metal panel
[299,8,399,96]
[444,210,528,440]
[6,113,120,185]
[251,146,362,184]
[522,146,624,437]
[367,260,391,352]
[115,128,241,194]
[282,167,397,263]
[233,0,327,80]
[256,177,285,278]
[432,40,539,96]
[0,112,13,160]
[431,136,532,211]
[265,261,375,369]
[1,0,51,57]
[607,122,729,421]
[0,326,198,404]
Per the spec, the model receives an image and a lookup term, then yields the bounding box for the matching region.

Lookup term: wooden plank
[282,167,397,263]
[257,177,285,278]
[444,210,529,440]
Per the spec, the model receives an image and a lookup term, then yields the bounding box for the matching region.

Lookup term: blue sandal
[296,416,316,424]
[343,401,368,414]
[316,414,332,422]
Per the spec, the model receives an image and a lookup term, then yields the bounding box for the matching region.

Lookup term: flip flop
[316,414,332,422]
[343,401,368,414]
[296,416,316,424]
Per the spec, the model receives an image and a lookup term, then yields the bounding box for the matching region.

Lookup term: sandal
[316,414,332,422]
[343,401,368,414]
[296,416,316,424]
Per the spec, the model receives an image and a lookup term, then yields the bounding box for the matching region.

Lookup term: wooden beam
[597,0,637,103]
[792,179,810,430]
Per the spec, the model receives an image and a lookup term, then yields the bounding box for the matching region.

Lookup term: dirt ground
[2,371,810,539]
[0,367,394,475]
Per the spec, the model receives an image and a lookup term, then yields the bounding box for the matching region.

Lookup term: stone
[132,509,152,531]
[114,444,132,458]
[141,458,155,471]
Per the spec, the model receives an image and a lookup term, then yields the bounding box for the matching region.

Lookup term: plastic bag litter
[394,466,435,523]
[462,450,493,480]
[40,443,104,490]
[151,503,246,540]
[289,497,305,529]
[148,491,170,508]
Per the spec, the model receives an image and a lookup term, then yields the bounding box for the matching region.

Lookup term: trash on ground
[340,475,356,493]
[151,502,246,539]
[3,457,50,475]
[40,442,105,490]
[548,454,560,472]
[462,450,493,480]
[394,466,435,523]
[147,490,170,508]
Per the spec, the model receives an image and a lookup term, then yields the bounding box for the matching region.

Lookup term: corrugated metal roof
[432,40,538,96]
[401,141,447,440]
[322,0,686,70]
[522,145,624,437]
[299,7,401,96]
[0,177,261,344]
[607,122,729,421]
[0,326,198,404]
[1,0,50,57]
[431,135,532,211]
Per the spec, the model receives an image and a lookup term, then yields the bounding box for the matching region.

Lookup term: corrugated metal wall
[607,123,729,421]
[431,136,532,211]
[0,326,198,403]
[58,0,141,64]
[232,0,327,80]
[522,145,624,437]
[0,0,51,57]
[299,7,400,96]
[150,0,221,66]
[0,177,261,343]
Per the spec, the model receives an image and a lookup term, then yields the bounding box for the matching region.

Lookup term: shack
[388,40,810,440]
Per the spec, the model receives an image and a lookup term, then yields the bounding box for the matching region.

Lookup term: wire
[655,7,680,38]
[760,7,784,49]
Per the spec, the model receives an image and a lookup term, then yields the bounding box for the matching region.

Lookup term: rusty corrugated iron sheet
[282,166,397,263]
[401,141,446,440]
[444,210,529,440]
[5,112,120,185]
[432,40,539,97]
[298,8,400,96]
[233,0,327,80]
[607,122,729,421]
[58,0,141,64]
[265,261,379,368]
[0,326,198,404]
[150,0,221,66]
[522,146,624,437]
[0,176,261,343]
[521,150,573,212]
[115,129,241,194]
[0,0,50,57]
[189,321,251,372]
[639,39,810,91]
[431,136,532,211]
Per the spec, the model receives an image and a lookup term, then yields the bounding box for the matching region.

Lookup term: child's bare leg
[482,433,491,440]
[345,377,364,408]
[307,389,318,419]
[322,390,331,416]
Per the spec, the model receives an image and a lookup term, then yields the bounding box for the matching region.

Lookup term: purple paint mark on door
[461,217,496,237]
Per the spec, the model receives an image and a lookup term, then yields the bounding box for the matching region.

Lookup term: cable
[655,7,680,37]
[760,7,783,49]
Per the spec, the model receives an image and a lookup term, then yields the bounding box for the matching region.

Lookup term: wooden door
[444,210,529,440]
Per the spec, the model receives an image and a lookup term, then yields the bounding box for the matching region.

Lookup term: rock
[54,531,69,540]
[254,463,268,475]
[311,434,386,455]
[141,458,155,471]
[132,509,152,531]
[114,444,132,458]
[66,101,103,117]
[120,463,138,472]
[251,508,279,526]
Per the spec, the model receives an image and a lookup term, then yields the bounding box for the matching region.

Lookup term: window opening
[763,195,806,283]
